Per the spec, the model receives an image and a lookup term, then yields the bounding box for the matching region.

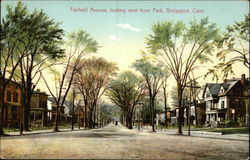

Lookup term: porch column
[42,112,44,126]
[217,112,219,122]
[34,112,36,124]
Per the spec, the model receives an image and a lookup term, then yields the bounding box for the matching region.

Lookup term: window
[13,92,18,103]
[7,91,12,102]
[11,106,17,120]
[233,90,243,96]
[221,101,225,109]
[220,88,224,93]
[206,93,211,98]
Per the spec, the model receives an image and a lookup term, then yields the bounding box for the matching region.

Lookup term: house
[173,101,205,126]
[47,97,69,123]
[203,74,249,127]
[1,80,22,128]
[30,89,49,126]
[166,108,177,126]
[195,102,206,126]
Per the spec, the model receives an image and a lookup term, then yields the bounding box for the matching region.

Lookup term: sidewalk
[133,126,249,141]
[2,128,85,136]
[2,125,249,142]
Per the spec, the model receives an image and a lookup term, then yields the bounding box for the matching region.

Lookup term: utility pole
[71,87,76,130]
[186,79,201,136]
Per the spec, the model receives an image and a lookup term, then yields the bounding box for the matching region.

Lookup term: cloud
[108,35,121,42]
[117,23,140,32]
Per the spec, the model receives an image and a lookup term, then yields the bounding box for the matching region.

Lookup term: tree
[0,2,63,134]
[73,57,117,128]
[15,4,64,131]
[133,57,167,131]
[0,2,29,135]
[42,30,99,132]
[206,14,249,80]
[146,18,221,134]
[162,75,171,127]
[97,100,119,127]
[66,86,80,130]
[107,71,145,129]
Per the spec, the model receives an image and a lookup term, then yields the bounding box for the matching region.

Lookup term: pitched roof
[204,78,249,98]
[47,97,73,108]
[222,81,238,95]
[205,83,221,97]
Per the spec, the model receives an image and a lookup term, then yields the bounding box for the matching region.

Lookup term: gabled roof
[221,81,238,95]
[47,97,73,108]
[33,91,48,96]
[203,83,221,98]
[203,79,249,98]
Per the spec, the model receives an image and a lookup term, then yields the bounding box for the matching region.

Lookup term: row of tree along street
[0,2,249,135]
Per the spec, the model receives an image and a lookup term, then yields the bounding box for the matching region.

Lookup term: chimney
[223,79,227,83]
[241,74,246,85]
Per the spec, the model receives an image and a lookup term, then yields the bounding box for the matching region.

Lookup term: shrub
[225,120,238,127]
[36,120,42,126]
[237,117,246,127]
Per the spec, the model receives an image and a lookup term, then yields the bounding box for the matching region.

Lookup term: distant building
[47,97,71,123]
[30,89,49,126]
[166,109,177,126]
[203,74,249,127]
[173,101,206,126]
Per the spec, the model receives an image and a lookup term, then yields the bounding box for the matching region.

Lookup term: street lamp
[231,109,235,121]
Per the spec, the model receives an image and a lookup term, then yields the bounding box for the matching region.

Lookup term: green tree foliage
[0,1,64,134]
[146,17,221,134]
[107,71,145,129]
[206,14,249,80]
[43,29,99,132]
[133,56,167,131]
[73,57,117,128]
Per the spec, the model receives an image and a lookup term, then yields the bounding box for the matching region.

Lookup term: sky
[1,0,249,103]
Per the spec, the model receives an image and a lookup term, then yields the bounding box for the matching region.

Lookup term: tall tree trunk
[177,82,183,135]
[163,86,168,127]
[78,109,80,129]
[71,88,75,130]
[127,114,133,129]
[93,105,96,128]
[88,109,93,128]
[185,98,188,127]
[24,78,32,131]
[84,104,88,128]
[0,84,5,135]
[19,90,25,135]
[151,97,156,132]
[71,103,75,130]
[54,103,60,132]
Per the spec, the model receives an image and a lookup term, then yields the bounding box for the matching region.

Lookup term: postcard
[0,0,249,159]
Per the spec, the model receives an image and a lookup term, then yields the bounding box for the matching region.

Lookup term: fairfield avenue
[69,7,205,14]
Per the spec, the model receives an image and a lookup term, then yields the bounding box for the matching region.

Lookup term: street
[1,123,249,159]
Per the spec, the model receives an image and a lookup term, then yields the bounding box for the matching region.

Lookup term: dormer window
[220,88,224,93]
[206,93,211,98]
[221,101,225,109]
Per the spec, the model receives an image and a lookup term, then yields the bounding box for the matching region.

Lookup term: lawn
[3,124,73,133]
[156,125,249,134]
[191,127,249,134]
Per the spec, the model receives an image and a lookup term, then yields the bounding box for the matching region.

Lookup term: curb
[189,131,223,135]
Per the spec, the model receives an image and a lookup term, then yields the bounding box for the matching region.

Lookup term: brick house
[203,74,249,126]
[1,80,22,128]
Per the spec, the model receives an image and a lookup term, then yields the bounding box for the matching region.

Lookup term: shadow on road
[1,124,138,140]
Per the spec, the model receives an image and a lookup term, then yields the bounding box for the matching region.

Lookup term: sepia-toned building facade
[203,74,249,126]
[1,80,22,128]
